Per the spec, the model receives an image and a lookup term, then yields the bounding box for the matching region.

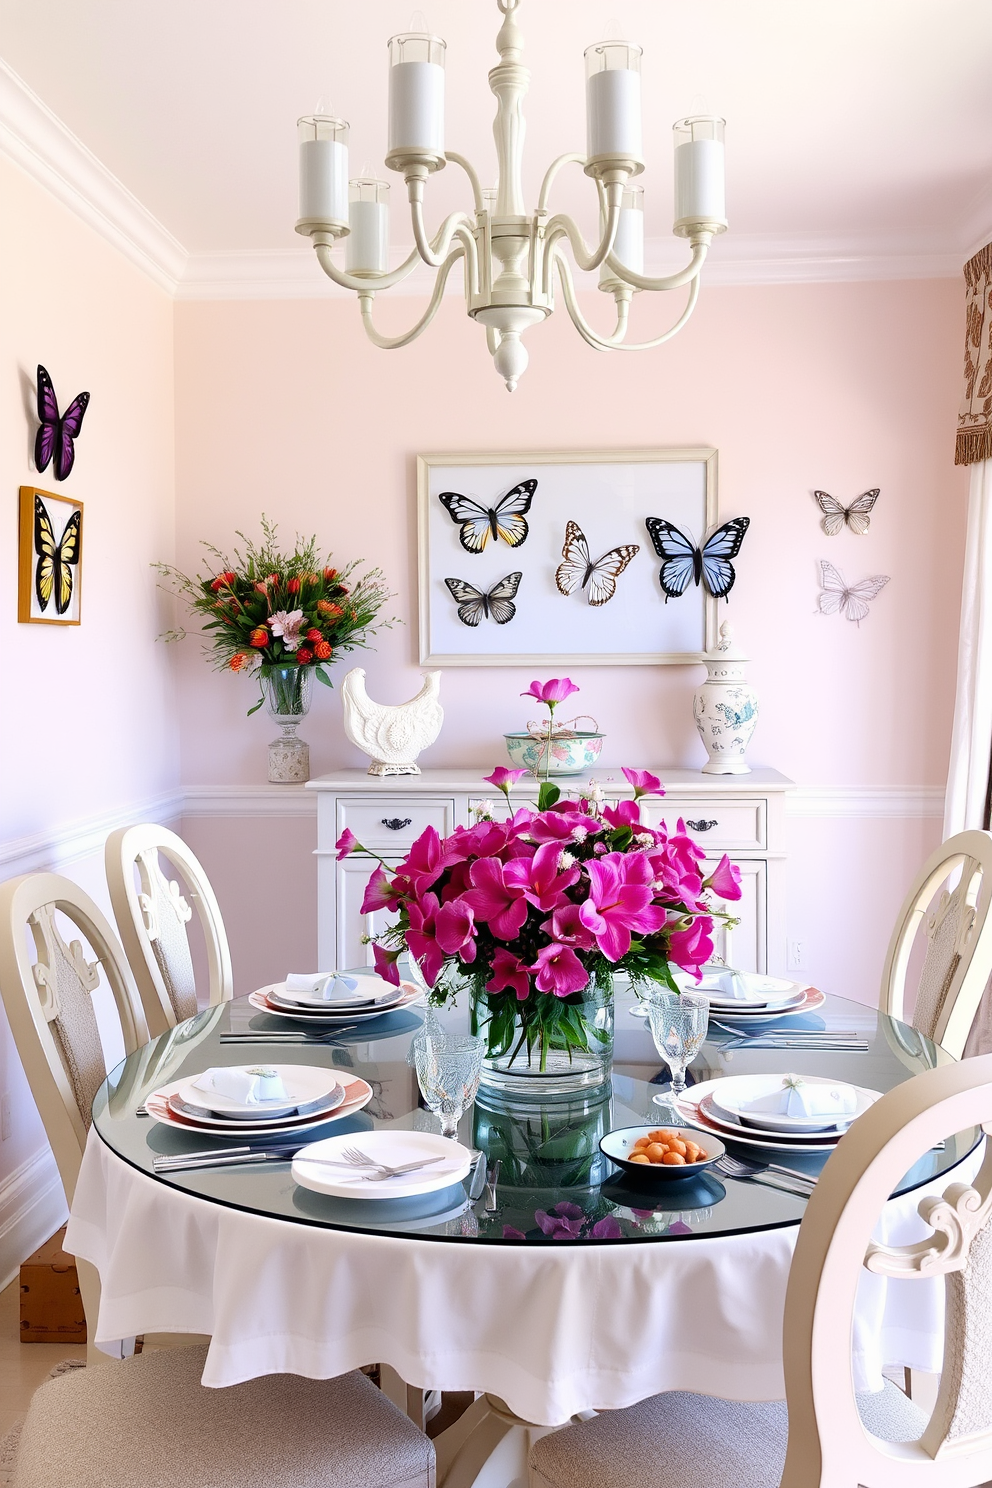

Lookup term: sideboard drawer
[336,797,455,852]
[641,798,766,851]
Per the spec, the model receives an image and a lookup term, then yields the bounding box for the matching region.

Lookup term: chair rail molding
[0,56,185,293]
[0,790,185,879]
[786,785,945,819]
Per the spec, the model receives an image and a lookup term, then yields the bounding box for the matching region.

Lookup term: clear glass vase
[472,979,614,1101]
[264,665,313,784]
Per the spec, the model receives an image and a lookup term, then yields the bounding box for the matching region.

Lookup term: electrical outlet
[1,1093,11,1141]
[788,939,806,972]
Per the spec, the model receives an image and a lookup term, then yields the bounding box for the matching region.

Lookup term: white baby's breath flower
[559,851,576,870]
[571,826,588,843]
[636,832,655,847]
[473,800,497,820]
[587,780,606,803]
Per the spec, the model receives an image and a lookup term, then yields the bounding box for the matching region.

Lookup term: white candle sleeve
[586,67,642,161]
[389,60,445,155]
[675,138,726,225]
[299,139,348,224]
[611,204,644,273]
[346,198,390,274]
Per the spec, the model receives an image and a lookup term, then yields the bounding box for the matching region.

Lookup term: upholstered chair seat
[13,1345,435,1488]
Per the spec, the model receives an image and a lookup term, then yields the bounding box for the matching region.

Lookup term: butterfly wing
[484,571,522,624]
[840,573,889,623]
[54,510,82,615]
[53,391,90,481]
[844,489,879,537]
[817,560,850,616]
[35,365,59,473]
[491,480,536,548]
[439,492,495,554]
[584,545,640,606]
[700,516,750,598]
[645,517,698,599]
[444,576,487,626]
[555,520,592,597]
[33,495,57,611]
[814,491,848,537]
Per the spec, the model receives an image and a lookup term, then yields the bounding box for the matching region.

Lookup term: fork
[710,1019,864,1041]
[715,1152,816,1192]
[341,1144,448,1178]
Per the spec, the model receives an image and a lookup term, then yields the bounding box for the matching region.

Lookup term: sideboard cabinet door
[706,859,764,973]
[336,856,401,969]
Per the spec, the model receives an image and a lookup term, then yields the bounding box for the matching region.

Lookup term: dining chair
[879,828,992,1059]
[530,1052,992,1488]
[12,1342,436,1488]
[0,871,150,1363]
[105,823,233,1039]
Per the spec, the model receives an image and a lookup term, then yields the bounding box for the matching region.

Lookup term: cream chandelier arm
[294,0,727,390]
[555,250,703,352]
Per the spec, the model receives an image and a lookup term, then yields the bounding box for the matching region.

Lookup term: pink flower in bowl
[521,678,580,706]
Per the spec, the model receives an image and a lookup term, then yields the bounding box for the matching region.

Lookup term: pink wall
[174,277,967,1004]
[0,155,178,1190]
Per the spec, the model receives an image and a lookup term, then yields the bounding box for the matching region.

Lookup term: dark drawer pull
[381,817,413,831]
[685,818,718,833]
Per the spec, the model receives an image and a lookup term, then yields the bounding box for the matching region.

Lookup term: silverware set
[219,1027,360,1045]
[710,1021,869,1051]
[713,1152,816,1197]
[152,1142,451,1179]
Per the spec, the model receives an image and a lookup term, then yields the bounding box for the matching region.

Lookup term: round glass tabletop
[91,990,976,1245]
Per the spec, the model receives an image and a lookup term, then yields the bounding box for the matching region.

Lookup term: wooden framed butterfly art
[18,487,83,625]
[418,448,725,665]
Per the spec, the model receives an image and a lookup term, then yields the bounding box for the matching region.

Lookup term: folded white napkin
[741,1075,857,1120]
[284,972,363,1003]
[695,969,762,1003]
[192,1066,289,1105]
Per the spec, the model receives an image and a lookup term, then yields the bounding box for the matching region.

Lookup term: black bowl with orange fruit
[599,1125,725,1181]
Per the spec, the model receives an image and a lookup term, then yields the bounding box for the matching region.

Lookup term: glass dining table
[67,986,978,1487]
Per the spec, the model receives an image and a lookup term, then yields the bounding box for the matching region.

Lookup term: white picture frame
[417,447,721,666]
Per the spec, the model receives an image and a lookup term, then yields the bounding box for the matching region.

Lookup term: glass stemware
[413,1033,485,1138]
[644,989,709,1111]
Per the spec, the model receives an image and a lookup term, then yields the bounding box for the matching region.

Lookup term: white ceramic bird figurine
[341,668,443,776]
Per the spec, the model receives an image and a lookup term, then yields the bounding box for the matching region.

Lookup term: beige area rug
[0,1359,85,1485]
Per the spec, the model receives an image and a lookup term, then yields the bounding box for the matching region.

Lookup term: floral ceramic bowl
[503,731,605,777]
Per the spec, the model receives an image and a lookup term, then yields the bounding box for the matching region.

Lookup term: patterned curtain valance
[957,242,992,465]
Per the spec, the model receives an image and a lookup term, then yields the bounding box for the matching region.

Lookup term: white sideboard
[308,767,793,977]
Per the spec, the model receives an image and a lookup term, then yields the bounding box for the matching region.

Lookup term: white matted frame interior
[418,448,719,666]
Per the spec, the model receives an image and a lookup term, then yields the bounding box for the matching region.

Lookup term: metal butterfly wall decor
[438,479,537,553]
[555,520,639,606]
[814,489,879,537]
[817,560,889,624]
[35,365,90,482]
[444,572,522,626]
[644,515,750,600]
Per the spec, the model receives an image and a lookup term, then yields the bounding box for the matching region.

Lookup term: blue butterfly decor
[645,516,750,600]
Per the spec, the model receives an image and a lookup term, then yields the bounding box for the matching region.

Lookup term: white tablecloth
[66,1130,976,1424]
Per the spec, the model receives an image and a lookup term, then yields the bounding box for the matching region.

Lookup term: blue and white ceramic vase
[692,623,758,775]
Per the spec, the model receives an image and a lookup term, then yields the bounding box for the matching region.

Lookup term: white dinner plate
[675,970,806,1011]
[292,1130,473,1200]
[270,975,403,1011]
[673,1077,853,1154]
[177,1065,343,1120]
[144,1071,374,1136]
[708,1073,879,1134]
[249,984,423,1024]
[706,987,826,1024]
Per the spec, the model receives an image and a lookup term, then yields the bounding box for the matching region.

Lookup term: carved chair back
[106,824,232,1040]
[0,872,147,1206]
[880,830,992,1058]
[782,1053,992,1486]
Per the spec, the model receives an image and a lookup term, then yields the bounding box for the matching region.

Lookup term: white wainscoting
[0,1146,66,1293]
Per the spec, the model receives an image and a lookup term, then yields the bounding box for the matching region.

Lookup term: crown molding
[0,55,973,301]
[0,57,186,294]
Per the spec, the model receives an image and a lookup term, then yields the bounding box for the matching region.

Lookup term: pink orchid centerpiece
[341,763,742,1090]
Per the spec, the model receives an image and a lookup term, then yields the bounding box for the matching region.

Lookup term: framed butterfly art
[18,487,83,625]
[418,448,721,665]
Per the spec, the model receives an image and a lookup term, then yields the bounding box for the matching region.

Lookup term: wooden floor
[0,1280,86,1440]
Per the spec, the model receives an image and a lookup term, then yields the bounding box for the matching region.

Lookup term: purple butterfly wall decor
[35,364,89,481]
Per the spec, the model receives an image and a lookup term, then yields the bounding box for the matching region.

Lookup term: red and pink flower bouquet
[340,743,741,1096]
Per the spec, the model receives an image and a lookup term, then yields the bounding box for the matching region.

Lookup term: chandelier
[294,0,726,391]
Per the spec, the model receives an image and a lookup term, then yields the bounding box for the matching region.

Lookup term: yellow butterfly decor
[18,487,83,625]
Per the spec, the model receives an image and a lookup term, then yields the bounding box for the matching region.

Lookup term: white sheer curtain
[944,458,992,1052]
